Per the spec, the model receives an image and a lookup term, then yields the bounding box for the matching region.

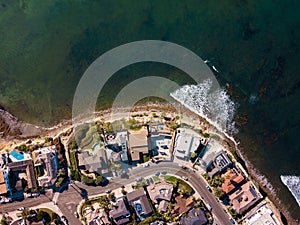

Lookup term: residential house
[179,208,208,225]
[243,202,281,225]
[78,145,109,176]
[173,129,201,161]
[172,195,194,216]
[147,123,174,159]
[207,151,232,178]
[105,130,129,162]
[221,169,244,194]
[109,197,130,225]
[127,188,152,220]
[229,182,261,214]
[7,150,37,189]
[147,182,173,212]
[32,147,58,187]
[128,128,149,164]
[8,159,37,189]
[89,211,110,225]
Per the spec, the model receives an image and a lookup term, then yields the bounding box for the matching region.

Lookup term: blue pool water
[10,150,24,160]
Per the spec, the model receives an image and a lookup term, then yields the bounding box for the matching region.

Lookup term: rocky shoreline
[0,103,297,224]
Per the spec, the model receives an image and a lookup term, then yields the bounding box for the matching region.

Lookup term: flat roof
[129,133,148,148]
[129,130,149,161]
[251,213,278,225]
[173,133,200,159]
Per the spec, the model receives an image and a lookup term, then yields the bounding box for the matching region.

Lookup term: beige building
[147,182,173,213]
[8,159,37,189]
[229,182,261,214]
[128,128,149,163]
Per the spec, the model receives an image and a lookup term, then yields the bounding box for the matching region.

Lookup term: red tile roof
[221,169,244,194]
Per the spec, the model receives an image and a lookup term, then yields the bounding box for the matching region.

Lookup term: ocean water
[0,0,299,221]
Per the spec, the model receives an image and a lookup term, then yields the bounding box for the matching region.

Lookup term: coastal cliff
[0,104,44,140]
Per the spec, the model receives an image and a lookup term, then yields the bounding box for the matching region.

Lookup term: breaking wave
[170,79,237,134]
[281,175,300,207]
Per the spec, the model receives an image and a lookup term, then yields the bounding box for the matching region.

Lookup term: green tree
[21,208,30,220]
[121,188,127,195]
[0,217,9,225]
[95,175,103,185]
[81,174,94,185]
[202,132,210,138]
[227,206,238,219]
[108,192,115,200]
[97,196,110,209]
[191,152,198,158]
[214,188,224,199]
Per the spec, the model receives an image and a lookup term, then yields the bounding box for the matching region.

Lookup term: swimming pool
[10,150,24,160]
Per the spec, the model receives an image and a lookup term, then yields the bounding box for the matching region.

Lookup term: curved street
[1,162,232,225]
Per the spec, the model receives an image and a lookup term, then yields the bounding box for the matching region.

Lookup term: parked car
[74,212,79,218]
[229,217,235,224]
[181,176,188,181]
[26,193,33,198]
[32,193,40,197]
[154,172,160,176]
[18,207,24,211]
[206,185,212,192]
[143,163,149,167]
[105,189,112,194]
[61,215,68,225]
[207,204,212,211]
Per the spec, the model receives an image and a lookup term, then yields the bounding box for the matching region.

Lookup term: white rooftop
[173,129,200,160]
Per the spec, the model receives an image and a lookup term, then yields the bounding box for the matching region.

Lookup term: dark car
[206,185,212,192]
[229,218,235,224]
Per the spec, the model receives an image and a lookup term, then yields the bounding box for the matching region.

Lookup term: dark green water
[0,0,299,221]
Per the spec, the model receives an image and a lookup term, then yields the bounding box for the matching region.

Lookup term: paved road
[1,162,231,225]
[0,193,52,213]
[129,162,232,225]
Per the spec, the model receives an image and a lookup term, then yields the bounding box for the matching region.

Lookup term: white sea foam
[170,79,237,135]
[281,175,300,207]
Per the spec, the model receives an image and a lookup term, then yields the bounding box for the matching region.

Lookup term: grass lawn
[135,179,148,189]
[178,180,193,195]
[152,176,160,183]
[163,175,177,185]
[163,175,193,195]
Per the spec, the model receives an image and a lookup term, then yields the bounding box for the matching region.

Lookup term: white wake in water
[170,79,237,134]
[281,175,300,207]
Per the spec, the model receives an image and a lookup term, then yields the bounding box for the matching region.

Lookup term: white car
[142,163,149,167]
[18,207,24,211]
[181,176,188,181]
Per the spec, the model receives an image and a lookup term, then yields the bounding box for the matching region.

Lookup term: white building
[243,202,281,225]
[173,128,201,161]
[32,146,58,187]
